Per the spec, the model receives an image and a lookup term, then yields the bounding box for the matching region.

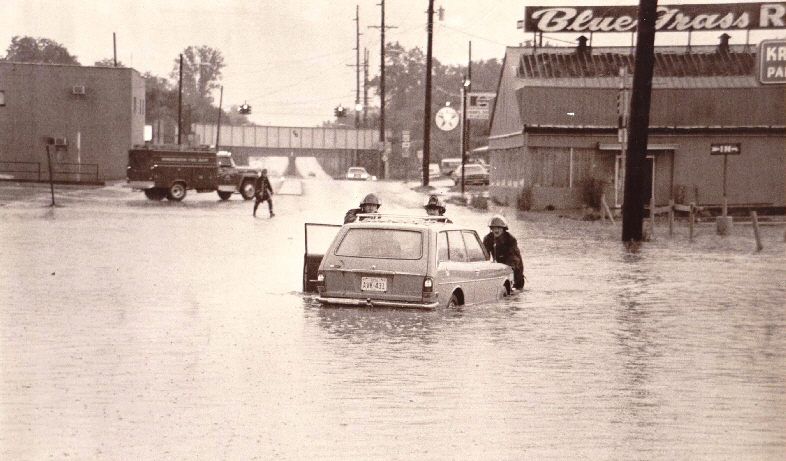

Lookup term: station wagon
[304,215,516,309]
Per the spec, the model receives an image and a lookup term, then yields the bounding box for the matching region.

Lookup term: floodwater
[1,179,784,460]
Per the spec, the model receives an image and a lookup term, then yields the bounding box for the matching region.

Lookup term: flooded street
[1,179,784,460]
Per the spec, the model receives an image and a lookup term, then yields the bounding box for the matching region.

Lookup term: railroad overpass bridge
[193,124,388,178]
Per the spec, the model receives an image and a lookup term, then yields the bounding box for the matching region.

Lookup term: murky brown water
[1,180,784,460]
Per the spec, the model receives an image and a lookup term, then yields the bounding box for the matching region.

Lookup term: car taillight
[423,277,433,292]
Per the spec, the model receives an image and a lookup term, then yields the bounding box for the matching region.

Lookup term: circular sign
[435,106,459,131]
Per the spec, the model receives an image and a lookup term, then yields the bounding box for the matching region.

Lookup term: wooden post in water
[649,196,656,239]
[668,199,674,237]
[602,195,615,224]
[752,211,763,251]
[689,203,695,242]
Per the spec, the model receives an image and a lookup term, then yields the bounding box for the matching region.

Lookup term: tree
[170,46,226,124]
[3,36,80,65]
[94,58,125,67]
[366,41,502,175]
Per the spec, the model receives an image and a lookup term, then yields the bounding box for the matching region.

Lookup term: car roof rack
[355,213,451,224]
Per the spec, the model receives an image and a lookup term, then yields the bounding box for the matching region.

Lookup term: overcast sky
[2,0,783,127]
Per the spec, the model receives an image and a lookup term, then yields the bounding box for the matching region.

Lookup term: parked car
[451,164,490,186]
[304,215,516,309]
[346,166,374,180]
[418,163,442,179]
[440,158,462,176]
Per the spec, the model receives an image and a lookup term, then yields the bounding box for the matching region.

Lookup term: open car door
[303,223,342,292]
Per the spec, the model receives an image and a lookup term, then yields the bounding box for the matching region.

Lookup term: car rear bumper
[316,296,439,310]
[217,185,237,192]
[125,180,155,189]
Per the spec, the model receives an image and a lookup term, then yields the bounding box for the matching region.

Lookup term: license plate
[361,277,387,292]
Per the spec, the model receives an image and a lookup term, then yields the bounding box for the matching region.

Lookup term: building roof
[516,44,756,80]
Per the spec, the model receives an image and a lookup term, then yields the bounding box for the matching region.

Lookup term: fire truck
[126,146,260,201]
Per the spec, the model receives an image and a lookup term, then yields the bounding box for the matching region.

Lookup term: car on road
[346,166,374,180]
[439,158,462,176]
[451,164,490,186]
[304,215,515,309]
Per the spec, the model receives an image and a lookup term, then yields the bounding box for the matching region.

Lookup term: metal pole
[216,85,223,150]
[113,33,117,67]
[380,0,386,178]
[422,0,435,187]
[722,154,728,217]
[45,145,55,207]
[177,54,183,145]
[460,82,466,196]
[621,0,658,244]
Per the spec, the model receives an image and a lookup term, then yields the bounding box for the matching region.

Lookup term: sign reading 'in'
[711,143,742,155]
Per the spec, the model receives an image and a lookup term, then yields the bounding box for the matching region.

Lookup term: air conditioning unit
[54,137,68,146]
[72,85,86,95]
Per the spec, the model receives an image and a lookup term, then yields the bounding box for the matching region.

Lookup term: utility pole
[113,33,117,67]
[369,0,396,179]
[461,41,472,195]
[363,48,369,127]
[177,54,183,145]
[622,0,658,245]
[348,5,362,130]
[216,85,223,151]
[355,6,361,130]
[422,0,435,186]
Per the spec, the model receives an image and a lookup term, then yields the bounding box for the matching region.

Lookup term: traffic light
[238,103,251,115]
[334,105,347,118]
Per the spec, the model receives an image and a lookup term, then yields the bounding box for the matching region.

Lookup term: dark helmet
[425,195,445,211]
[360,193,381,207]
[488,215,508,229]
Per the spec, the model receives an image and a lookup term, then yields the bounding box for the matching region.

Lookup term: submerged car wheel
[240,180,256,200]
[167,182,187,201]
[143,188,167,201]
[447,293,459,309]
[217,190,233,201]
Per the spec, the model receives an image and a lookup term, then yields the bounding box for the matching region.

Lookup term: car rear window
[335,228,423,260]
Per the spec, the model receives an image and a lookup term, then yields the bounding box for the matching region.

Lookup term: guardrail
[0,161,99,183]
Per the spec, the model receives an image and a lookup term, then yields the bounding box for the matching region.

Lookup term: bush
[470,194,489,210]
[517,187,532,211]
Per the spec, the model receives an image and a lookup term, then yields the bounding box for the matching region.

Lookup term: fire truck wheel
[166,182,187,201]
[143,188,167,201]
[217,191,233,201]
[240,180,256,200]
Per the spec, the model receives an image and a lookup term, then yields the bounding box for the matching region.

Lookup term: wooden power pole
[622,0,658,244]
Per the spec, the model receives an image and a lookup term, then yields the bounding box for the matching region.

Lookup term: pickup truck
[126,146,260,201]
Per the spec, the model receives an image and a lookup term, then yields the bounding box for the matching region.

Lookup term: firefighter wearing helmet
[344,193,381,223]
[483,215,525,290]
[424,195,446,216]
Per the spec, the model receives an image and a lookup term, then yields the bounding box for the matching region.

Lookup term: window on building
[0,90,5,106]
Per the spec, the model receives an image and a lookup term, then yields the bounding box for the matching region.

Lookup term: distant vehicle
[346,166,375,181]
[451,164,490,186]
[440,158,462,176]
[126,146,260,201]
[303,214,516,309]
[418,163,441,179]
